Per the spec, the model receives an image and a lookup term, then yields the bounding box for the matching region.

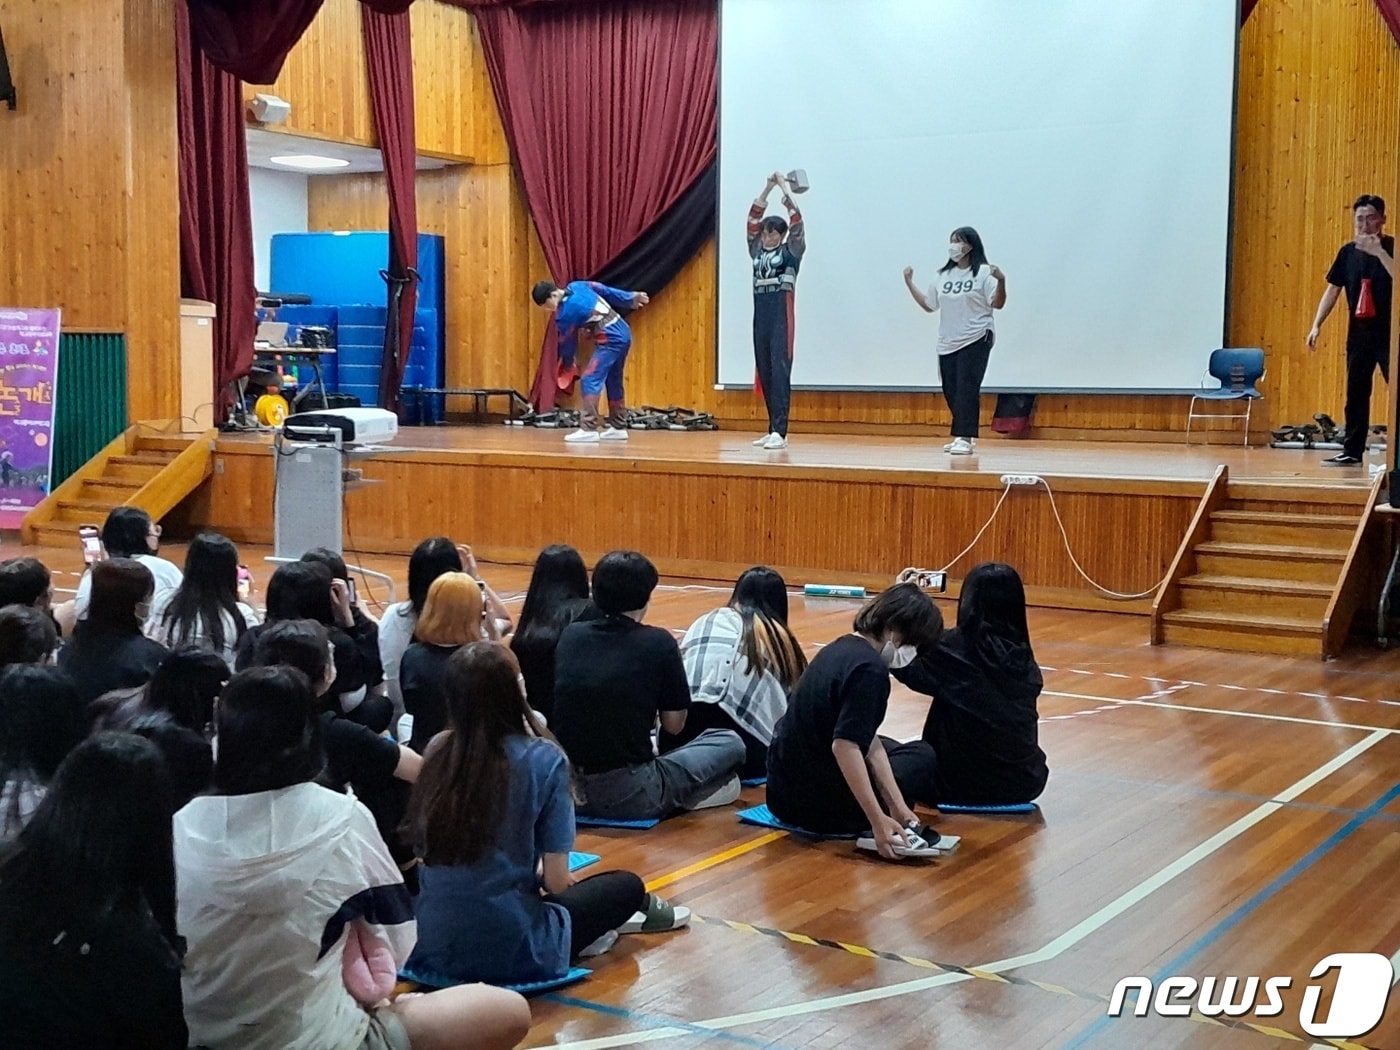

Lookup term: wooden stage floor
[200,428,1376,615]
[25,541,1400,1049]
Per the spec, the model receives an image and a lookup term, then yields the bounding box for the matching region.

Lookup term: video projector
[282,407,399,445]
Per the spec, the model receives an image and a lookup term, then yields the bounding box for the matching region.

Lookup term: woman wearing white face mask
[766,583,944,858]
[903,227,1007,456]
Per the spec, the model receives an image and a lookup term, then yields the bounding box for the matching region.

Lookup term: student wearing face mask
[748,172,807,450]
[903,227,1007,456]
[766,583,943,858]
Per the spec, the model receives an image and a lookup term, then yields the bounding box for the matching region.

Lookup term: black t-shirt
[320,710,405,852]
[399,642,456,754]
[1327,236,1394,352]
[235,621,371,698]
[552,616,690,773]
[893,628,1048,805]
[0,897,188,1050]
[767,634,889,834]
[56,624,168,706]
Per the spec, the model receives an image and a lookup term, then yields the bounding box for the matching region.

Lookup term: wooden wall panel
[0,0,182,422]
[243,0,375,147]
[1230,0,1399,430]
[123,0,182,422]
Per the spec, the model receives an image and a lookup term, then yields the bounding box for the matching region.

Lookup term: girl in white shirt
[904,227,1008,456]
[146,533,259,670]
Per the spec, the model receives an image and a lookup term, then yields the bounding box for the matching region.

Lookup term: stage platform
[182,427,1376,614]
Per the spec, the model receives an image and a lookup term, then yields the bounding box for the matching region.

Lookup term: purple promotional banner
[0,308,61,529]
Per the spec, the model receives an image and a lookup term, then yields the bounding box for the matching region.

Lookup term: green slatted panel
[51,332,127,487]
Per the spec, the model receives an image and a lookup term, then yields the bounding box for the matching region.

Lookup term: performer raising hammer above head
[748,171,806,450]
[532,279,650,444]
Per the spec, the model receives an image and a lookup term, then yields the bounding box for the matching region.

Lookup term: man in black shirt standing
[1308,194,1395,466]
[553,551,746,821]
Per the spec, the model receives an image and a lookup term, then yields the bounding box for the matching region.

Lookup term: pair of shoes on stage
[944,437,976,456]
[564,427,628,444]
[1322,452,1362,466]
[752,432,788,450]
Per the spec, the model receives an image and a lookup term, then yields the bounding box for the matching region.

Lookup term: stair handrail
[1320,470,1387,659]
[1150,463,1229,645]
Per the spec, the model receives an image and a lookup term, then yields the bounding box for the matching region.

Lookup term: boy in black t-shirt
[553,551,746,821]
[1308,194,1395,466]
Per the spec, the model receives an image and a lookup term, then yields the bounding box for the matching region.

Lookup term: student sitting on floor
[0,604,59,669]
[0,666,87,845]
[400,572,499,754]
[767,583,944,857]
[380,539,514,713]
[892,562,1048,806]
[57,559,168,706]
[404,642,688,986]
[552,551,746,821]
[146,533,260,670]
[176,666,529,1050]
[668,566,807,781]
[236,561,391,734]
[0,732,189,1049]
[510,544,594,722]
[56,507,183,635]
[248,620,421,867]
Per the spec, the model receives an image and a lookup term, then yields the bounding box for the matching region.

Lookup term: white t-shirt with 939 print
[927,264,999,355]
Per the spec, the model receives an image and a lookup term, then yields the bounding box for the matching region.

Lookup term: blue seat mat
[740,776,767,787]
[400,965,591,996]
[576,814,661,830]
[569,851,600,871]
[737,803,859,839]
[938,801,1039,814]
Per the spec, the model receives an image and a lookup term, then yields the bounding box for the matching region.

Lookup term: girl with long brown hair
[403,643,688,986]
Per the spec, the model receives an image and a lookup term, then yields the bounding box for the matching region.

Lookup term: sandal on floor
[619,894,692,934]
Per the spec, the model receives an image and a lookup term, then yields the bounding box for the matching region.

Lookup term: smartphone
[78,525,102,566]
[237,564,252,601]
[346,577,357,604]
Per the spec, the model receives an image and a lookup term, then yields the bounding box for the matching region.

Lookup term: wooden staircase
[1151,466,1382,659]
[22,422,216,548]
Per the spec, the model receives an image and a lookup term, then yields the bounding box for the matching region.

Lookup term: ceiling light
[269,154,350,171]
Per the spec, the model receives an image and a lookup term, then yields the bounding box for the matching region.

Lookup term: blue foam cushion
[737,804,859,839]
[569,851,600,872]
[938,801,1039,814]
[740,776,767,787]
[400,966,591,996]
[576,815,661,830]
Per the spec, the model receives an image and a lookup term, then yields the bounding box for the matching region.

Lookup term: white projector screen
[717,0,1237,392]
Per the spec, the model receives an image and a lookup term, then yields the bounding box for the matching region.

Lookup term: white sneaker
[598,427,629,441]
[688,774,741,810]
[943,439,958,451]
[761,433,788,450]
[947,437,974,456]
[564,429,600,443]
[752,433,773,446]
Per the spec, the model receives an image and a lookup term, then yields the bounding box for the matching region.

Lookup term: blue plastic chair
[1186,348,1265,446]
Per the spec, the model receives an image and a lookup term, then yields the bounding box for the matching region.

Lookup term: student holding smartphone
[58,509,183,636]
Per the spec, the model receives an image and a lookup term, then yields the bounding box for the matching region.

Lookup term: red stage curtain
[362,4,420,414]
[466,0,717,409]
[176,0,258,423]
[184,0,325,83]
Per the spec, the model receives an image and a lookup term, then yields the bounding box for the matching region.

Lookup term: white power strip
[1000,474,1043,487]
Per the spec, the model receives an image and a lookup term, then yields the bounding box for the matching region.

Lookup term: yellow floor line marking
[644,830,788,893]
[693,914,1377,1049]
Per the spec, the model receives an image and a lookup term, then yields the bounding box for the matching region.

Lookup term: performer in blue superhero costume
[532,279,651,443]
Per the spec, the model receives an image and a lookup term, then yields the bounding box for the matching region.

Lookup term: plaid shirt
[679,607,789,745]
